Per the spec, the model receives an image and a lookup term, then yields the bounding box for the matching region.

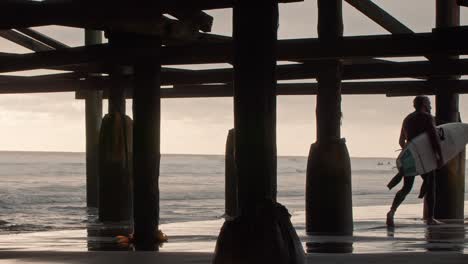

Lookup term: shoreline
[0,201,460,236]
[0,202,466,254]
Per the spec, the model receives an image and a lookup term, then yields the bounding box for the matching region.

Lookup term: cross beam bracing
[2,58,468,89]
[0,27,467,73]
[1,77,468,97]
[345,0,413,34]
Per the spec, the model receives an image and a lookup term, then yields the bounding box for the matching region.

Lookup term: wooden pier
[0,0,466,261]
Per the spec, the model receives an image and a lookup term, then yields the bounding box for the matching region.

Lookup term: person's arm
[399,122,406,149]
[426,116,444,167]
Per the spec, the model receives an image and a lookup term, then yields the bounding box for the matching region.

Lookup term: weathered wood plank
[169,11,213,33]
[0,0,302,30]
[345,0,413,34]
[458,0,468,7]
[0,30,53,51]
[4,78,468,97]
[16,28,70,49]
[2,28,468,72]
[2,57,468,86]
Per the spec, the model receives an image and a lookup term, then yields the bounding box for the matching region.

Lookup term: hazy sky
[0,1,467,157]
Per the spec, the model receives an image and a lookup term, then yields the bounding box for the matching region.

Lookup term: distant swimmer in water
[387,96,444,227]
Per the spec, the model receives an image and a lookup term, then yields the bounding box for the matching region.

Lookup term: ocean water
[0,151,467,235]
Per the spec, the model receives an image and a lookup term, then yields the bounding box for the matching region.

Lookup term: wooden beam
[16,28,70,49]
[0,3,199,39]
[1,29,468,73]
[0,79,84,94]
[169,11,213,32]
[3,57,468,87]
[4,79,468,97]
[345,0,413,34]
[0,0,302,30]
[458,0,468,7]
[0,30,53,51]
[159,59,468,85]
[74,80,468,98]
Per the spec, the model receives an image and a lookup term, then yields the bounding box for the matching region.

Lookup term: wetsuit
[390,111,441,219]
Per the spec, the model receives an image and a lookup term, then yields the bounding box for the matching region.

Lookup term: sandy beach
[0,203,466,263]
[0,251,467,264]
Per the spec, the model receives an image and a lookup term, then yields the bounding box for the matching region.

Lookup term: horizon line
[0,149,398,159]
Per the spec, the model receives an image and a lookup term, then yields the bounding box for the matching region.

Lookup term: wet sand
[0,203,466,263]
[0,251,467,264]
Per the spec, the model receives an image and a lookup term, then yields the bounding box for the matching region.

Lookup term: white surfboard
[397,123,468,177]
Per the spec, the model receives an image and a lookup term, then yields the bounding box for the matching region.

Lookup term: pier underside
[0,0,466,258]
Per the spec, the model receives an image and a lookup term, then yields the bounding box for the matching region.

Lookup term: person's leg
[387,176,415,226]
[422,172,439,225]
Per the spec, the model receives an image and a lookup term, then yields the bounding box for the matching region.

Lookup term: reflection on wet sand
[425,220,466,252]
[0,203,465,253]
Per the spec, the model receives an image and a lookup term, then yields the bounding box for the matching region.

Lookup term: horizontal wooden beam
[458,0,468,7]
[0,0,301,30]
[0,27,468,73]
[164,80,468,97]
[2,57,468,86]
[0,79,85,94]
[82,80,468,98]
[0,28,467,73]
[169,11,214,33]
[1,77,467,98]
[159,59,468,85]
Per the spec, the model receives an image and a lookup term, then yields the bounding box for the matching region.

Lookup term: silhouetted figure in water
[387,96,443,227]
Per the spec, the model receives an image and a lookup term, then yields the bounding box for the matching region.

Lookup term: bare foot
[386,210,395,227]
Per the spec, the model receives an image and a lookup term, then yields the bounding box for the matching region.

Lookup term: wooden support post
[224,128,238,218]
[432,0,465,221]
[232,1,277,217]
[306,0,353,253]
[98,33,133,223]
[213,1,304,263]
[84,30,103,208]
[132,35,162,250]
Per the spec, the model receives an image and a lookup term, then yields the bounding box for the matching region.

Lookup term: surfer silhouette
[387,96,443,227]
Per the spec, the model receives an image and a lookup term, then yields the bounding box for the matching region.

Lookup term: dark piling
[84,29,103,208]
[225,128,238,218]
[132,35,162,251]
[306,0,353,253]
[432,0,465,220]
[213,1,305,263]
[98,33,133,223]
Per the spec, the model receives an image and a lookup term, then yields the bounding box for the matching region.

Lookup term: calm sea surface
[0,151,467,234]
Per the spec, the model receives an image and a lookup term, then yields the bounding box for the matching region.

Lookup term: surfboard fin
[387,172,403,190]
